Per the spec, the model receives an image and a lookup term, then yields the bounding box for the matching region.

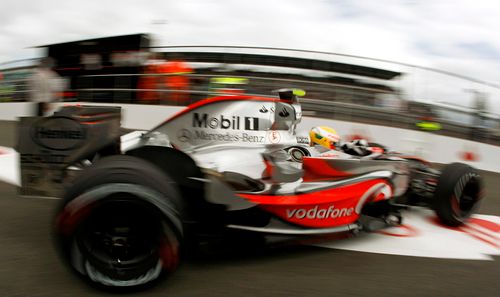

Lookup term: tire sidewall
[54,155,184,289]
[434,163,482,226]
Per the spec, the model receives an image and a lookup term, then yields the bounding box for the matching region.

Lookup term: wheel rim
[85,259,163,287]
[452,175,481,220]
[75,198,171,286]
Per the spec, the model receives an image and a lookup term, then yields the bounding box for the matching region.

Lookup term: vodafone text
[286,205,355,219]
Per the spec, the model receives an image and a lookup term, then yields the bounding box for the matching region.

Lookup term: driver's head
[309,126,340,149]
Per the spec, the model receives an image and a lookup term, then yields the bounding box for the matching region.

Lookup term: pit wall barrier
[1,102,499,173]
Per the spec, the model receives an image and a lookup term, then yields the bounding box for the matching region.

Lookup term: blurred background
[1,34,500,145]
[0,0,499,146]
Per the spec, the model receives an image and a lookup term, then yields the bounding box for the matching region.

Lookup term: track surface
[1,121,499,297]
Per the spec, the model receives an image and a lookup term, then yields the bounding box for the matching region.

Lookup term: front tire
[54,155,184,289]
[433,163,482,226]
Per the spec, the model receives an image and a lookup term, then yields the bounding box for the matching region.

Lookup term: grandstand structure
[0,33,499,144]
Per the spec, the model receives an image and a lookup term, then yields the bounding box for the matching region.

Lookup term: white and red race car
[18,89,483,289]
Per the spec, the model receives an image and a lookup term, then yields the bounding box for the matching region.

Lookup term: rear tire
[54,155,184,289]
[433,163,482,226]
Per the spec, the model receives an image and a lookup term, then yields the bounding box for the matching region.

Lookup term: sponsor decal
[319,152,341,158]
[286,205,354,220]
[260,106,275,113]
[176,129,265,143]
[296,136,309,144]
[195,131,264,143]
[192,113,259,131]
[30,117,86,151]
[262,106,275,113]
[20,153,66,164]
[244,117,259,130]
[278,107,290,118]
[243,179,392,227]
[268,130,281,144]
[177,129,192,142]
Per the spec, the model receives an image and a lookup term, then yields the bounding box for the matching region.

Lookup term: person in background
[137,52,164,104]
[28,57,63,116]
[161,54,193,105]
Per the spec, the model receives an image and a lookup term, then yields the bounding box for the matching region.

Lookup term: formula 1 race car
[18,89,483,289]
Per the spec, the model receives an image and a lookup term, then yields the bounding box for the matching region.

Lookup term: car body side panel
[238,178,393,228]
[302,157,409,196]
[151,96,301,152]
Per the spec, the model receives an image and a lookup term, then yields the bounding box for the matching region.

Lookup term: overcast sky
[1,0,500,111]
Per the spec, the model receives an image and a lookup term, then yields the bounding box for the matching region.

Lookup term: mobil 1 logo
[193,113,259,131]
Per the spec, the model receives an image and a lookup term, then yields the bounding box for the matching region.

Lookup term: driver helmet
[309,126,341,149]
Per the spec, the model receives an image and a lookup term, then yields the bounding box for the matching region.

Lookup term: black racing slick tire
[433,163,482,227]
[54,155,184,290]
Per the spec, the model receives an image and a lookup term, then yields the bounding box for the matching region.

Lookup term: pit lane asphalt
[0,121,499,297]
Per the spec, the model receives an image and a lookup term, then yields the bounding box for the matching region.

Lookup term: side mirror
[272,89,305,132]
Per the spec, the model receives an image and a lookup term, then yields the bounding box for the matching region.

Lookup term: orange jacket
[161,60,193,88]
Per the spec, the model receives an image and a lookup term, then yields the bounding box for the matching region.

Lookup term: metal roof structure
[163,51,402,80]
[35,33,401,81]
